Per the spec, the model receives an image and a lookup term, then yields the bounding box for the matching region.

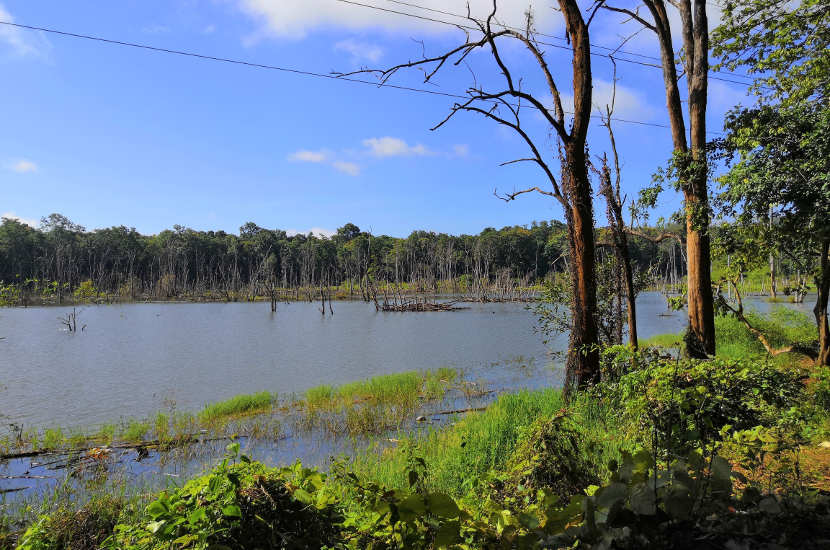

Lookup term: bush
[18,496,126,550]
[498,413,600,502]
[106,445,341,549]
[601,356,805,457]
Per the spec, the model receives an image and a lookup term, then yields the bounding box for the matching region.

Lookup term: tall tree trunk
[683,0,716,356]
[564,142,600,389]
[560,0,600,392]
[642,0,715,357]
[815,239,830,366]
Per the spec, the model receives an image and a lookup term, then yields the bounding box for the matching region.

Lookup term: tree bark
[640,0,715,357]
[560,0,600,391]
[564,142,600,389]
[815,239,830,366]
[684,0,716,357]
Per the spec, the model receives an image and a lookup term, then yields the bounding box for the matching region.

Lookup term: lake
[0,292,815,430]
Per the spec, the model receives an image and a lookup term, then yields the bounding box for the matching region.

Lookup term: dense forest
[0,214,697,302]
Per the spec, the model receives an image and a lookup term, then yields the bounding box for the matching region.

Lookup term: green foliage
[497,413,601,502]
[101,445,339,549]
[197,391,274,423]
[73,279,100,301]
[350,389,567,499]
[598,356,805,458]
[810,366,830,412]
[713,0,830,106]
[18,495,128,550]
[120,420,150,443]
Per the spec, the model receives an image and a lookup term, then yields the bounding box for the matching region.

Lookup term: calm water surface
[0,292,814,429]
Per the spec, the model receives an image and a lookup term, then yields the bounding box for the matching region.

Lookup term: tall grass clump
[338,371,422,407]
[350,389,568,499]
[120,420,150,442]
[305,384,335,411]
[198,391,274,423]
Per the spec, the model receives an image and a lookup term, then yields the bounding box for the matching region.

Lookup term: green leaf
[397,494,426,522]
[595,482,628,509]
[147,520,166,534]
[292,488,313,504]
[222,504,242,518]
[188,508,207,525]
[434,520,460,547]
[427,493,460,519]
[146,500,168,520]
[629,485,657,515]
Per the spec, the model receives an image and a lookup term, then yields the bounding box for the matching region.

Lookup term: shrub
[498,413,600,502]
[107,445,341,549]
[18,495,126,550]
[601,356,805,458]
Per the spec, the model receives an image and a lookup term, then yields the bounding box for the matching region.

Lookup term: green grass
[350,389,576,499]
[305,368,458,411]
[120,420,150,442]
[641,307,817,363]
[299,368,460,435]
[641,332,684,349]
[197,391,275,423]
[41,428,64,450]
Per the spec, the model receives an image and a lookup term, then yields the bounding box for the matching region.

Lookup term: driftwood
[0,434,239,462]
[432,407,487,416]
[380,300,463,312]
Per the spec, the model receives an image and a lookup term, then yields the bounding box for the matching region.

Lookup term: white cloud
[0,4,49,57]
[1,212,38,227]
[334,38,383,64]
[286,227,336,238]
[203,24,216,34]
[333,161,361,176]
[452,144,470,158]
[237,0,563,40]
[288,149,361,175]
[363,137,429,157]
[591,79,656,120]
[288,150,328,163]
[558,79,655,121]
[8,159,38,173]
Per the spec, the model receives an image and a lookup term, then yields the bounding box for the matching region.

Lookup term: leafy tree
[713,0,830,365]
[715,104,830,364]
[713,0,830,107]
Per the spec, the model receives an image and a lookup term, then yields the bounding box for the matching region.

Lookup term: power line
[340,0,758,87]
[0,19,723,134]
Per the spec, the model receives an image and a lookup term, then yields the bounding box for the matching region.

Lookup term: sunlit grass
[349,389,579,501]
[640,332,684,349]
[197,391,275,423]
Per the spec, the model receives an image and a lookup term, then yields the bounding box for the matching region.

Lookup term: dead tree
[340,0,603,391]
[603,0,715,357]
[594,65,638,349]
[59,308,78,332]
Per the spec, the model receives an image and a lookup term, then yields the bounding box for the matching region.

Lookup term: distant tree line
[0,213,695,302]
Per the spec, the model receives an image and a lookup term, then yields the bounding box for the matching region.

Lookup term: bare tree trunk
[564,142,600,389]
[816,239,830,366]
[618,0,715,357]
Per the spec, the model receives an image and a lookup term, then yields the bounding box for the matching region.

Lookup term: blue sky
[0,0,752,238]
